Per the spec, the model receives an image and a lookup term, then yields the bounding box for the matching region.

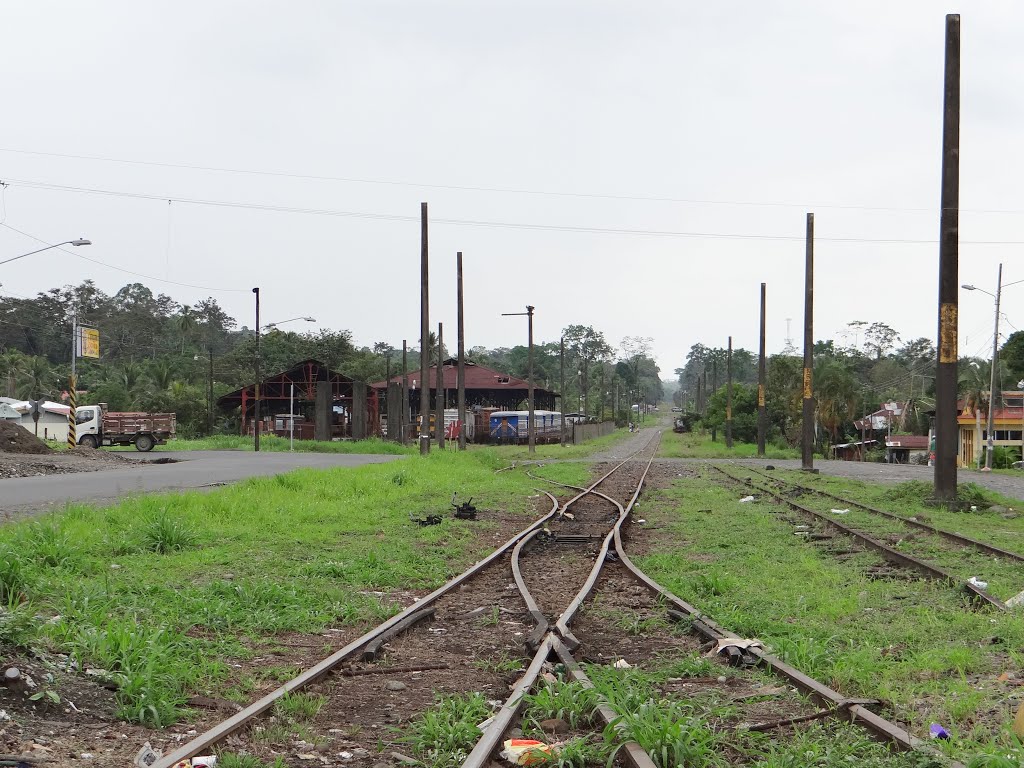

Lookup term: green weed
[523,679,599,729]
[407,692,493,768]
[141,509,198,553]
[608,700,724,768]
[274,691,327,721]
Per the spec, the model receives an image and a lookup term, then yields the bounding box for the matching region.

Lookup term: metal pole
[984,262,1003,471]
[527,305,535,455]
[290,382,295,452]
[560,336,567,446]
[757,282,767,457]
[208,348,214,435]
[402,340,409,445]
[419,202,431,455]
[67,309,77,449]
[711,360,718,442]
[435,322,444,448]
[934,14,960,500]
[457,251,467,450]
[253,287,261,452]
[801,213,815,471]
[726,336,734,448]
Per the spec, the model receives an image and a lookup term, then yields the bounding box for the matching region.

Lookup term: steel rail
[158,435,663,766]
[741,464,1024,563]
[709,465,1006,610]
[151,491,561,768]
[462,436,663,768]
[608,517,967,767]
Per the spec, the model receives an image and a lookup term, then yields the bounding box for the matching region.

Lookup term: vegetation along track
[708,463,1011,610]
[157,435,960,767]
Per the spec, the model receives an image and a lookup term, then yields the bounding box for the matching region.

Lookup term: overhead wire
[0,222,247,293]
[9,176,1024,245]
[9,145,1024,216]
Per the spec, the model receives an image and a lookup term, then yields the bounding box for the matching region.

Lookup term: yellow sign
[802,367,812,399]
[80,327,100,359]
[758,384,766,407]
[939,303,958,363]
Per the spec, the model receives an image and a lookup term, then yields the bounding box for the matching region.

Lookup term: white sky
[1,2,1023,376]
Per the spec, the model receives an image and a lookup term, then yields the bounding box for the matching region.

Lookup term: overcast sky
[1,2,1023,377]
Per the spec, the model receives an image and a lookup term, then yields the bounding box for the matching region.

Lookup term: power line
[8,176,1024,245]
[0,222,247,292]
[0,146,946,213]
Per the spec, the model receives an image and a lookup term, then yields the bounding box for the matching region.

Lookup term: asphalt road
[0,450,403,518]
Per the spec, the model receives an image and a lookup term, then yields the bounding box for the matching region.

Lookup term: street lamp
[0,238,91,267]
[252,288,261,452]
[263,316,316,330]
[501,305,535,454]
[963,267,1024,470]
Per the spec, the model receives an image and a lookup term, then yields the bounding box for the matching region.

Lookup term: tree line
[675,321,1024,452]
[0,281,662,436]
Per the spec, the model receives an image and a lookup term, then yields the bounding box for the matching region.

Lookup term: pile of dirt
[0,421,52,455]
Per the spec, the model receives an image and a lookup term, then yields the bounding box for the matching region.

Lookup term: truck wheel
[78,435,98,449]
[135,434,155,452]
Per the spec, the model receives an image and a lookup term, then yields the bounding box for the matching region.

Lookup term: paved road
[0,451,403,517]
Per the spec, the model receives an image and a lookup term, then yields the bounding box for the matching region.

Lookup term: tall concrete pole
[527,306,535,455]
[419,203,430,455]
[402,340,409,445]
[801,213,815,471]
[984,263,1003,471]
[456,252,467,450]
[435,322,444,448]
[934,14,960,500]
[757,282,767,457]
[726,336,734,448]
[560,336,566,447]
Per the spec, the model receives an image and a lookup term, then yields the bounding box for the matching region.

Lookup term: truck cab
[75,405,103,444]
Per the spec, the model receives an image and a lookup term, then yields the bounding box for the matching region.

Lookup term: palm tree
[815,360,859,447]
[147,359,175,392]
[173,306,198,354]
[16,356,57,400]
[119,361,144,394]
[0,350,26,398]
[959,360,991,468]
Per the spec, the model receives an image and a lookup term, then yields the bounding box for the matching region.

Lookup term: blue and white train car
[489,410,563,444]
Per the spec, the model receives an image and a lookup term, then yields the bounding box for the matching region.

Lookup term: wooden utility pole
[801,212,815,472]
[934,13,960,501]
[435,322,444,448]
[560,336,567,446]
[527,306,535,454]
[456,252,467,450]
[757,282,767,457]
[711,360,718,442]
[402,340,409,445]
[253,287,261,452]
[419,203,430,455]
[726,336,734,448]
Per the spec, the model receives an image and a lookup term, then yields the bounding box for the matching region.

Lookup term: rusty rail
[710,465,1006,610]
[151,491,561,768]
[741,464,1024,564]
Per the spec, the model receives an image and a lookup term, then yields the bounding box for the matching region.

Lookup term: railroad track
[708,463,1011,610]
[154,437,961,768]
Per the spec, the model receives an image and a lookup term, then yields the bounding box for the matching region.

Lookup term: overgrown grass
[148,434,416,454]
[0,450,590,727]
[638,472,1024,763]
[474,425,635,461]
[658,430,800,460]
[407,692,493,768]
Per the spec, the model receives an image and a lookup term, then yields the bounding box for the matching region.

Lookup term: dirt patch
[0,421,51,454]
[0,446,143,480]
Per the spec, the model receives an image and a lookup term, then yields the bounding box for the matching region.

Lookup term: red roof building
[370,359,558,414]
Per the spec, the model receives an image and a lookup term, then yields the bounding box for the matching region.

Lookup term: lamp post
[252,288,261,452]
[502,306,535,454]
[0,238,91,267]
[263,316,316,330]
[963,268,1024,470]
